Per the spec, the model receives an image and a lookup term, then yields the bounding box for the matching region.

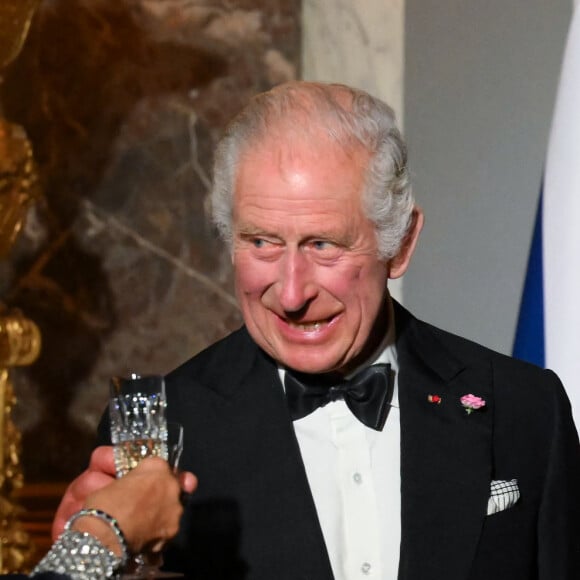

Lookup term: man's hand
[51,445,116,540]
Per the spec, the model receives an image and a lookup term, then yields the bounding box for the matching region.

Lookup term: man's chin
[252,329,350,373]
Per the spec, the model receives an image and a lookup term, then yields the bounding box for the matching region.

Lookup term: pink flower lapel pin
[460,393,486,415]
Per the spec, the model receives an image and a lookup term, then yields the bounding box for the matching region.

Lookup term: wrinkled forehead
[238,126,369,172]
[232,132,372,224]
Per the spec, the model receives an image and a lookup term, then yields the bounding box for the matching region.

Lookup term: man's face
[232,138,390,374]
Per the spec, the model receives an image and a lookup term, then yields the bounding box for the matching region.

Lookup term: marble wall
[302,0,404,123]
[1,0,300,482]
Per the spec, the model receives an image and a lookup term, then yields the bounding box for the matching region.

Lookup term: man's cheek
[236,261,276,295]
[317,267,357,297]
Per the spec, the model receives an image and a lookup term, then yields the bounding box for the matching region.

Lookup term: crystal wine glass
[109,374,184,579]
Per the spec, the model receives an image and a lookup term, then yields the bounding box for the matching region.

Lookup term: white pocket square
[487,479,520,515]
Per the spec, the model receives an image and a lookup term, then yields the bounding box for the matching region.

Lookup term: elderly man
[53,82,580,580]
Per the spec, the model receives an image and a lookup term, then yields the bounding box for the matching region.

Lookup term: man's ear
[388,206,424,279]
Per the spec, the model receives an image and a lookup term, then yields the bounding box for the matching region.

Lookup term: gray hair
[210,81,414,260]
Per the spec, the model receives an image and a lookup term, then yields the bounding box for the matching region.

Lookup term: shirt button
[353,472,363,484]
[361,562,372,575]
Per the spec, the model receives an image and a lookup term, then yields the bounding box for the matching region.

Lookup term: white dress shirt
[278,305,401,580]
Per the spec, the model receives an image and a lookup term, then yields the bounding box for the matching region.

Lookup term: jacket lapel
[395,304,493,580]
[231,351,335,579]
[168,329,334,579]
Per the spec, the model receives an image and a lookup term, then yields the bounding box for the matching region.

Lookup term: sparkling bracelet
[30,529,122,580]
[65,508,129,566]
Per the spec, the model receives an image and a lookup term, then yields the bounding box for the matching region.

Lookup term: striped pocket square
[487,479,520,515]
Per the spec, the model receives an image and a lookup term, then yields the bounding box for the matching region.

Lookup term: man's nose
[278,249,318,312]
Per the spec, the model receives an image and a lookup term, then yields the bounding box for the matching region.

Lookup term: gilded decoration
[0,0,43,572]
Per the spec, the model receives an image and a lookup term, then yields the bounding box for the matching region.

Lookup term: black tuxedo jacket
[102,303,580,579]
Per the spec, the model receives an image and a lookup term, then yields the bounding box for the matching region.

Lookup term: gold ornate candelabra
[0,0,42,573]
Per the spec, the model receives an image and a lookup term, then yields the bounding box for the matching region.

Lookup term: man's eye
[311,240,333,251]
[307,240,343,261]
[252,238,268,248]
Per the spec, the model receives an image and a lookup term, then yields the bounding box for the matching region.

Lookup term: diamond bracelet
[30,529,122,580]
[66,508,129,566]
[30,508,129,580]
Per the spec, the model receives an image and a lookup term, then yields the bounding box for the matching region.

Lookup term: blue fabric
[513,189,545,366]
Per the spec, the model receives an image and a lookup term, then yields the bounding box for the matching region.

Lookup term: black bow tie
[284,363,393,431]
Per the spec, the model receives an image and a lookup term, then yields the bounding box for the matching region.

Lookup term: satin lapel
[394,305,493,580]
[232,353,334,579]
[171,334,334,579]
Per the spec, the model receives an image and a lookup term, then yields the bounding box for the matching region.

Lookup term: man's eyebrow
[236,224,276,237]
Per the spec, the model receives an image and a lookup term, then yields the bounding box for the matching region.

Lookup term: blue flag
[513,6,580,427]
[513,191,544,366]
